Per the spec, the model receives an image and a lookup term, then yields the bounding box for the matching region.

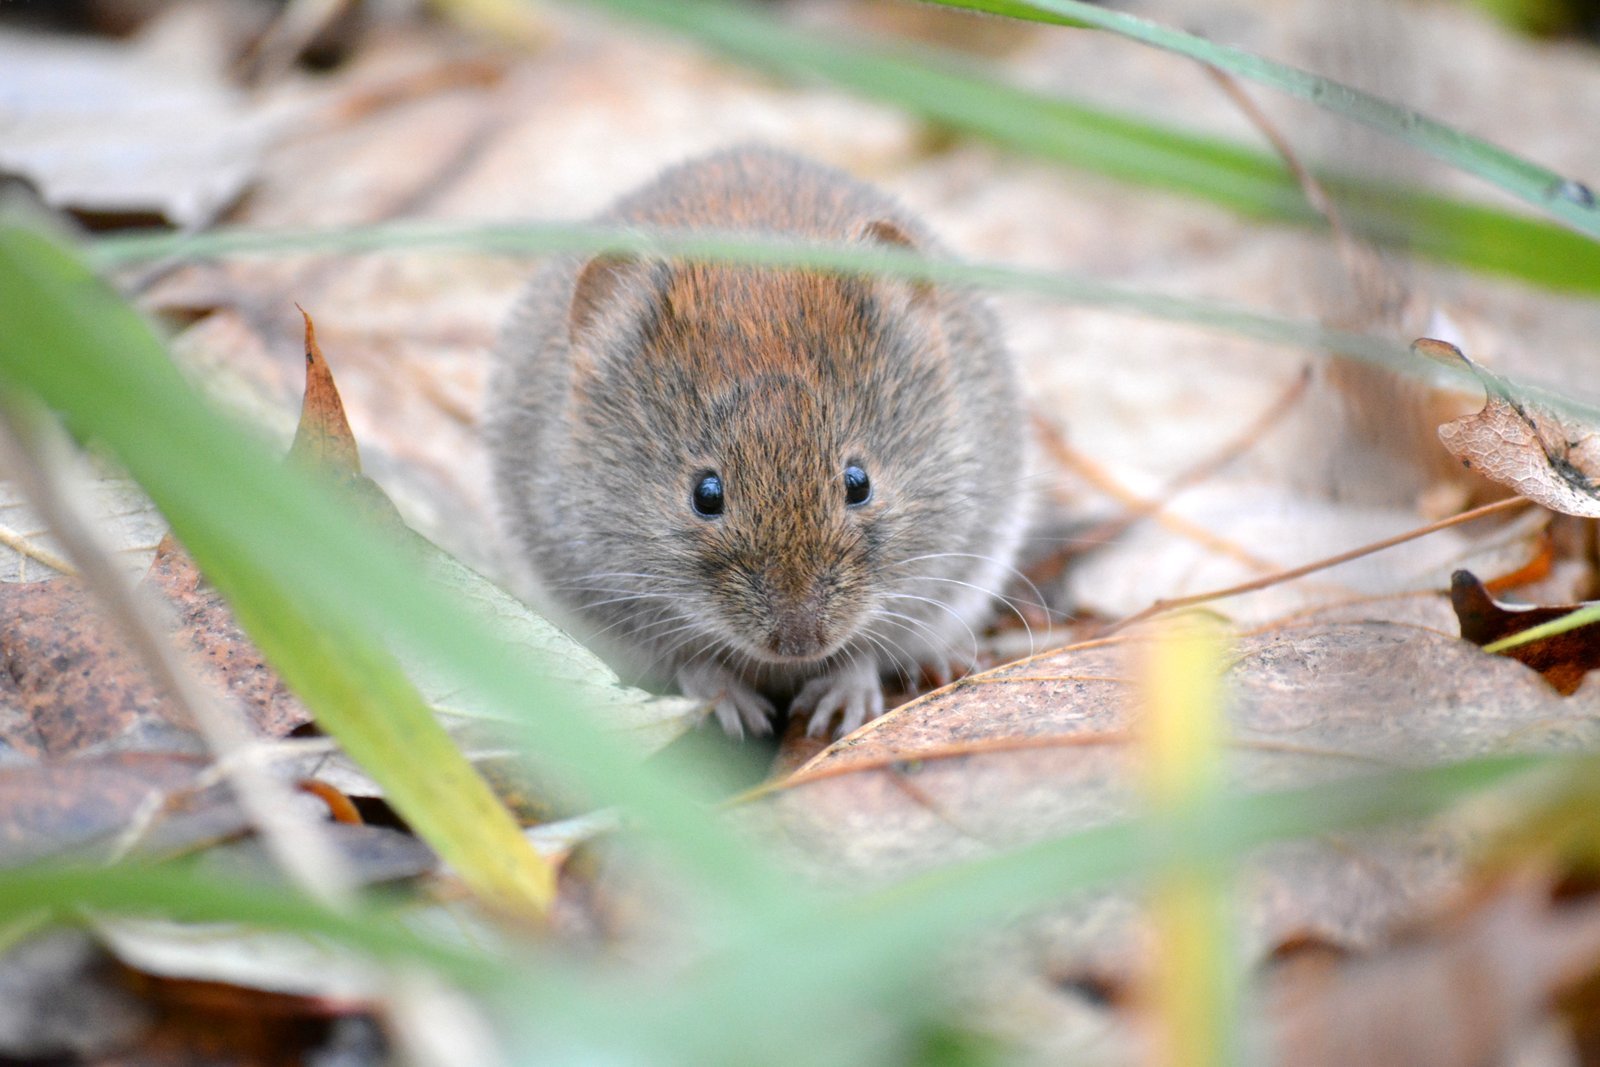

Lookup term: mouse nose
[767,595,831,658]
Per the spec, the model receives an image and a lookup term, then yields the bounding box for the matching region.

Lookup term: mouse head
[557,226,977,670]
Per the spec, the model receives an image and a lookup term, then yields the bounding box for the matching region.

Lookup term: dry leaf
[0,753,254,866]
[0,7,283,228]
[1450,569,1600,695]
[0,579,205,761]
[1419,338,1600,518]
[749,615,1600,969]
[288,308,363,478]
[1267,873,1600,1067]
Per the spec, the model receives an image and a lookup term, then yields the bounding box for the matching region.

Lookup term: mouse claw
[793,662,885,739]
[922,651,976,690]
[677,660,775,739]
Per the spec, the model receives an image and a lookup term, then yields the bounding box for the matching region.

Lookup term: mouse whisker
[586,608,694,648]
[877,592,980,668]
[856,621,923,689]
[577,591,696,611]
[893,574,1038,658]
[892,551,1047,600]
[872,606,966,672]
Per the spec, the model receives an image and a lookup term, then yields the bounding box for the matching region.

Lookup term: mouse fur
[486,146,1033,738]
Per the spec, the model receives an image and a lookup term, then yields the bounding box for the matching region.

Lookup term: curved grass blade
[1485,603,1600,654]
[86,218,1600,429]
[0,865,497,985]
[573,0,1600,292]
[0,222,721,918]
[928,0,1600,238]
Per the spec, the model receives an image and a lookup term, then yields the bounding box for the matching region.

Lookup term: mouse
[486,146,1034,739]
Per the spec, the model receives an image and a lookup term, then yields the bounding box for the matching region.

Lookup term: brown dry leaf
[1266,873,1600,1067]
[748,615,1600,971]
[0,6,285,228]
[0,753,253,866]
[0,579,204,762]
[144,536,313,740]
[1450,569,1600,695]
[0,929,149,1062]
[1419,338,1600,518]
[288,308,363,478]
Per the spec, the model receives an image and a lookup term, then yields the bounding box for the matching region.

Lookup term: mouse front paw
[676,660,775,739]
[793,660,886,739]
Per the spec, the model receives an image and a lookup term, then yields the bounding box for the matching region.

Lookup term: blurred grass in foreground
[5,0,1600,1058]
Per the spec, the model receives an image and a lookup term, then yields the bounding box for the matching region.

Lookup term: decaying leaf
[0,7,282,228]
[0,753,255,866]
[288,308,363,479]
[1267,872,1600,1067]
[1451,569,1600,695]
[749,613,1600,970]
[0,579,203,762]
[1419,338,1600,518]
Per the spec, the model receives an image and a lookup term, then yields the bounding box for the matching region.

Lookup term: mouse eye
[691,471,725,517]
[843,464,872,507]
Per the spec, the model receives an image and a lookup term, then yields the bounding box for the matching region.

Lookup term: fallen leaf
[0,753,255,866]
[0,929,148,1061]
[1267,873,1600,1067]
[0,580,204,762]
[0,7,284,228]
[1450,569,1600,695]
[1419,338,1600,518]
[748,614,1600,970]
[144,537,313,739]
[288,308,363,479]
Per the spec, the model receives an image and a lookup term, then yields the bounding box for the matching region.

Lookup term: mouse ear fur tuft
[568,254,640,346]
[857,218,917,251]
[855,218,935,306]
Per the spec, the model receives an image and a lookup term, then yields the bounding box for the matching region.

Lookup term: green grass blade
[0,227,556,916]
[504,753,1542,1065]
[1484,602,1600,652]
[86,217,1600,428]
[0,865,497,984]
[0,220,784,916]
[574,0,1600,292]
[928,0,1600,237]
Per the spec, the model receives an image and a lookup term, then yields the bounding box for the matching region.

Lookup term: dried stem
[0,395,355,908]
[1098,495,1533,638]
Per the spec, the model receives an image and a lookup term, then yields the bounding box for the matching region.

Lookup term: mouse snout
[766,594,831,659]
[756,565,854,661]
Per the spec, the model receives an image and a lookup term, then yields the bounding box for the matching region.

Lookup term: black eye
[843,464,872,506]
[691,471,725,517]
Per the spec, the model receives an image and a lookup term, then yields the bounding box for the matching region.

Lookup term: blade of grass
[0,219,787,919]
[567,0,1600,292]
[0,865,497,985]
[503,752,1547,1065]
[86,218,1600,429]
[1140,616,1238,1067]
[926,0,1600,238]
[1484,602,1600,653]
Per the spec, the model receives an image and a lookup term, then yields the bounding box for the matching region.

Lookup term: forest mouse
[486,146,1033,738]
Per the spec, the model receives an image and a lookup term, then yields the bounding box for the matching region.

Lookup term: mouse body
[487,146,1033,737]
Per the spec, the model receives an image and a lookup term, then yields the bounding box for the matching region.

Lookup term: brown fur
[486,146,1033,736]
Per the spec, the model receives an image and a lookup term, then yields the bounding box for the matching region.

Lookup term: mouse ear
[568,254,640,346]
[854,217,935,307]
[858,218,917,250]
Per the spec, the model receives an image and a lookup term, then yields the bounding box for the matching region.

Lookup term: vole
[486,146,1033,738]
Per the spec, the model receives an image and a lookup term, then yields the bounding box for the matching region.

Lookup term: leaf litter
[10,0,1600,1063]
